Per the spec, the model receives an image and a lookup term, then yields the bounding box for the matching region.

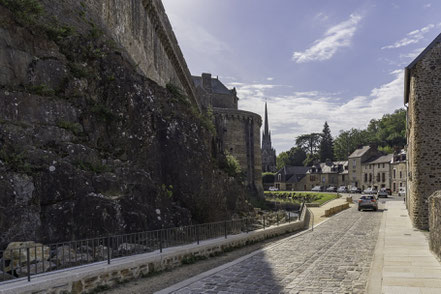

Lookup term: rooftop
[192,75,232,95]
[367,154,393,164]
[348,146,371,158]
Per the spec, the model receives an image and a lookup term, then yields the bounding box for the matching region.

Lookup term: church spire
[264,101,269,136]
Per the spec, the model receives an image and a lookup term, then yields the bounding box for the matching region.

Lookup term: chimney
[202,73,212,92]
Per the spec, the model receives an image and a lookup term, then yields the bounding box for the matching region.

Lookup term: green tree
[276,147,307,169]
[333,128,370,160]
[319,121,334,162]
[296,133,321,155]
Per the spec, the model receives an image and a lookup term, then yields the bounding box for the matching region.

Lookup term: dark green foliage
[218,153,242,177]
[74,160,111,173]
[0,0,43,25]
[90,103,117,122]
[181,254,207,265]
[333,109,406,160]
[27,84,55,96]
[296,133,321,156]
[319,121,334,162]
[68,62,92,79]
[0,147,33,174]
[262,172,275,183]
[276,147,307,169]
[56,120,83,135]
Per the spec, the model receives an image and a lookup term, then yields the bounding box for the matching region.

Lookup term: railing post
[107,236,111,265]
[288,211,291,223]
[159,230,163,253]
[26,247,31,282]
[263,215,265,230]
[196,225,200,245]
[277,213,279,226]
[224,221,227,239]
[245,218,249,233]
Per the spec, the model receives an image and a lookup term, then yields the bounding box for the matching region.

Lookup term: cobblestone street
[170,205,383,294]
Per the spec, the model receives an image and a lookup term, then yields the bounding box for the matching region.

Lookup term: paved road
[166,201,384,294]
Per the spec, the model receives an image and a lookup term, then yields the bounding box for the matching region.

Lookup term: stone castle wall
[407,41,441,230]
[81,0,199,109]
[213,108,263,198]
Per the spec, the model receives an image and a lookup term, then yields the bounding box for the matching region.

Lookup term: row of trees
[276,108,406,169]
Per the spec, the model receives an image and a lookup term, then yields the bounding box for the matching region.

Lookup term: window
[382,172,385,182]
[393,183,396,192]
[382,163,385,168]
[369,173,372,182]
[400,171,402,179]
[393,169,396,179]
[376,173,380,182]
[353,160,356,168]
[310,175,316,181]
[400,182,403,187]
[364,174,367,182]
[278,174,281,182]
[342,175,345,181]
[378,164,380,168]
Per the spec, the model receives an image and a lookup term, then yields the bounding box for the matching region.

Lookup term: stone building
[275,161,348,191]
[348,146,381,189]
[274,166,309,191]
[192,73,263,197]
[261,102,277,172]
[361,154,393,191]
[391,150,407,196]
[405,33,441,231]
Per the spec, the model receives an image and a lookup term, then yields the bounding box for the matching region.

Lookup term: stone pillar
[429,191,441,259]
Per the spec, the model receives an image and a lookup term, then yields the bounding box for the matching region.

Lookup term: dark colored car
[358,195,378,211]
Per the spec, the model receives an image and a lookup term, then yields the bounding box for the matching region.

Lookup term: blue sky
[162,0,441,153]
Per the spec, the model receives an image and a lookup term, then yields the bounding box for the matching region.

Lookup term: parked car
[377,188,388,198]
[358,195,378,211]
[337,186,348,193]
[399,187,406,197]
[326,186,337,192]
[311,185,323,192]
[363,187,377,195]
[350,186,361,193]
[384,188,392,195]
[268,186,278,191]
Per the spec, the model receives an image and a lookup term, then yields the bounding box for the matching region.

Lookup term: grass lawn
[264,191,339,205]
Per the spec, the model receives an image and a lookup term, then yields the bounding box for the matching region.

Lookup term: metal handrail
[0,209,302,284]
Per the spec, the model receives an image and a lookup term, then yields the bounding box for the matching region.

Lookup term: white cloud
[424,3,432,8]
[382,24,436,49]
[292,14,362,63]
[235,71,404,152]
[399,47,425,60]
[266,77,274,81]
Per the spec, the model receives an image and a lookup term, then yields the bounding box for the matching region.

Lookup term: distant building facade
[274,161,348,191]
[261,103,277,173]
[348,146,381,188]
[274,166,310,191]
[391,150,406,196]
[192,73,263,197]
[361,154,393,191]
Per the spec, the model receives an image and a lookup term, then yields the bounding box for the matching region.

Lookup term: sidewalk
[308,196,352,225]
[368,200,441,294]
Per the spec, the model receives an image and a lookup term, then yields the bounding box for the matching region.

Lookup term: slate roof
[367,154,393,164]
[348,146,371,158]
[192,76,232,95]
[308,161,348,174]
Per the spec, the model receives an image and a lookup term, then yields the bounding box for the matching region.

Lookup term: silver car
[377,189,388,198]
[358,195,378,211]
